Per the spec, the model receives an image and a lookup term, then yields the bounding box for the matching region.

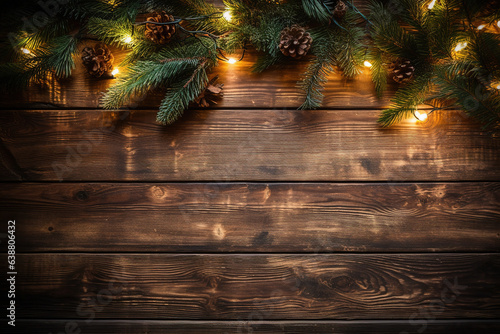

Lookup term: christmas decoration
[81,43,114,78]
[1,0,498,129]
[194,76,224,107]
[144,12,177,44]
[389,60,415,84]
[279,25,313,59]
[369,0,500,128]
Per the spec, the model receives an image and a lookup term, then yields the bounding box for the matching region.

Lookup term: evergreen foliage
[224,0,369,109]
[369,0,500,129]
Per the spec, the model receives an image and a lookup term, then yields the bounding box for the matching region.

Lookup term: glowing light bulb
[428,0,436,9]
[223,10,232,22]
[227,58,237,64]
[364,61,373,68]
[477,24,486,30]
[497,21,500,28]
[454,41,467,52]
[21,48,30,54]
[123,36,132,44]
[496,84,500,90]
[414,111,428,121]
[111,68,119,76]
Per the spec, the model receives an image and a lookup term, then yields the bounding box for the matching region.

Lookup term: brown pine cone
[333,0,348,19]
[279,25,312,59]
[389,59,415,84]
[145,11,177,44]
[194,77,224,108]
[81,43,114,78]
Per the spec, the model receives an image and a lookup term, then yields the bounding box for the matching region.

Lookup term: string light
[363,60,373,68]
[496,84,500,90]
[428,0,436,9]
[223,10,232,22]
[227,58,237,64]
[111,68,119,76]
[20,48,31,54]
[477,24,486,30]
[454,41,467,52]
[123,36,133,44]
[497,21,500,28]
[414,110,428,121]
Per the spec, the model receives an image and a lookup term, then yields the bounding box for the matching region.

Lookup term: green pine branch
[378,72,433,126]
[157,63,209,124]
[368,47,387,98]
[86,17,135,47]
[433,63,500,129]
[102,57,205,109]
[334,10,365,78]
[302,0,331,24]
[0,34,77,88]
[299,56,334,110]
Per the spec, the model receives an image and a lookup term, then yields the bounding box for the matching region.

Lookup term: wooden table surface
[1,12,500,333]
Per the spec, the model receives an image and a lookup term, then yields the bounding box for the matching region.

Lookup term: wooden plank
[12,254,500,319]
[1,182,499,253]
[0,109,499,181]
[16,320,500,333]
[0,49,389,110]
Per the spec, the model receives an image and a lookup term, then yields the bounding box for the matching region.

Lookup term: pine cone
[279,25,312,59]
[145,11,177,44]
[81,43,114,78]
[389,59,415,84]
[332,1,348,19]
[194,77,224,108]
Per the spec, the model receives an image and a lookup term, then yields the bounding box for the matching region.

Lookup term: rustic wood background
[1,1,499,333]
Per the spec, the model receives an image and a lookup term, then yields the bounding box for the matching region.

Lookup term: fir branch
[369,1,419,60]
[299,57,334,110]
[102,57,204,109]
[334,10,365,78]
[86,17,135,47]
[369,47,387,98]
[252,52,287,73]
[15,19,71,51]
[63,0,121,20]
[378,72,433,126]
[157,65,209,124]
[120,39,163,65]
[0,35,77,88]
[302,0,331,24]
[433,64,500,129]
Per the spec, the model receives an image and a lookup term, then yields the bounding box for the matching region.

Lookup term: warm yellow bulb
[497,21,500,28]
[21,48,30,54]
[364,61,373,68]
[454,41,467,52]
[496,84,500,90]
[223,10,232,22]
[227,58,237,64]
[477,24,486,30]
[111,68,119,76]
[428,0,436,9]
[123,36,132,44]
[415,111,428,121]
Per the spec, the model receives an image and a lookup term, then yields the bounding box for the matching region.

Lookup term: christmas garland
[1,0,499,129]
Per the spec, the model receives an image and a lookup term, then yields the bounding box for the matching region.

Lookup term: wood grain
[16,320,500,333]
[11,254,500,319]
[0,109,498,181]
[1,182,499,252]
